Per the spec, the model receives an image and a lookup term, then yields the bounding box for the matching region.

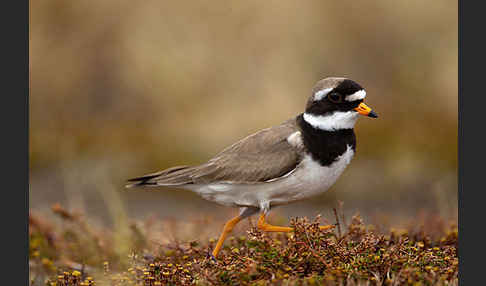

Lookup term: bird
[126,77,378,258]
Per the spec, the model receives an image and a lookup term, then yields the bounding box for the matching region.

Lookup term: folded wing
[126,118,304,187]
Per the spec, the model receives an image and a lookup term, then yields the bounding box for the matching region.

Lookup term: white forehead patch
[345,90,366,102]
[303,111,359,131]
[313,88,333,101]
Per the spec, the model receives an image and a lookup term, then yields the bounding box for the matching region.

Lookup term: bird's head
[303,77,377,131]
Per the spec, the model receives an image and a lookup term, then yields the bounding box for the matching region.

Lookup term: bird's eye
[328,93,342,103]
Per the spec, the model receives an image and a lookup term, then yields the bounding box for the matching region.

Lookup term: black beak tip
[368,111,378,118]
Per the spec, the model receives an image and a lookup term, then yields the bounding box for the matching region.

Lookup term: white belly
[186,145,355,209]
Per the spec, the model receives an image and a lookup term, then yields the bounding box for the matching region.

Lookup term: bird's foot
[319,224,335,231]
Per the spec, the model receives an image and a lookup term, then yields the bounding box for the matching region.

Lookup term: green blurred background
[30,1,457,229]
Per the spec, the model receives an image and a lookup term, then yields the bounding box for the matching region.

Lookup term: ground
[29,204,458,286]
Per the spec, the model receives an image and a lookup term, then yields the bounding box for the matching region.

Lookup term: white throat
[303,111,359,131]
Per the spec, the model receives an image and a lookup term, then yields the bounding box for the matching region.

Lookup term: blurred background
[30,1,457,236]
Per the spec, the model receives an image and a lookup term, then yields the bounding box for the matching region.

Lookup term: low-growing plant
[29,204,458,286]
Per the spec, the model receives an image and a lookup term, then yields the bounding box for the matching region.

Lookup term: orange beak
[354,102,378,118]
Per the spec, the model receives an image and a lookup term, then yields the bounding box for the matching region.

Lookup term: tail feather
[125,165,194,188]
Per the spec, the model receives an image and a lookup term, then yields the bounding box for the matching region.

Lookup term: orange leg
[212,216,242,258]
[319,225,334,231]
[257,213,293,232]
[257,213,335,232]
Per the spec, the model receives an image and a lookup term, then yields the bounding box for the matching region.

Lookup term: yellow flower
[72,270,81,277]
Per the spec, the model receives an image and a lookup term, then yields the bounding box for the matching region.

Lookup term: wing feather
[127,117,304,187]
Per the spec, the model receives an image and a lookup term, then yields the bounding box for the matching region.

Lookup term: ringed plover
[127,77,378,258]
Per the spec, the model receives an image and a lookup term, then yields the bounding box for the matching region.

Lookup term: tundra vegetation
[30,204,458,286]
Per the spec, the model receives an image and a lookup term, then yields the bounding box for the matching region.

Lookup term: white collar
[303,111,358,131]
